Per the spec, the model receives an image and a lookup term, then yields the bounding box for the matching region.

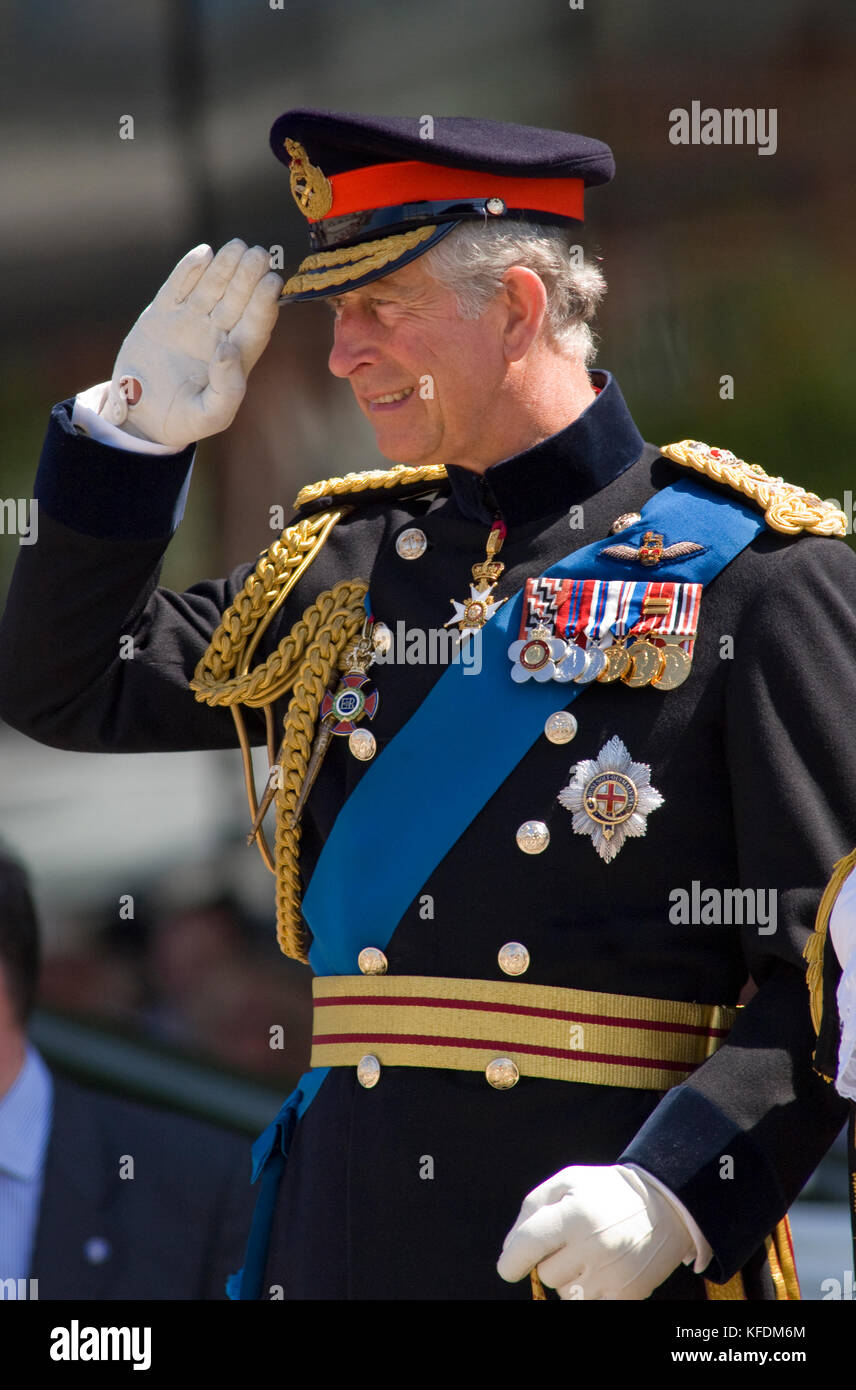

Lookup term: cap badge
[285,138,334,219]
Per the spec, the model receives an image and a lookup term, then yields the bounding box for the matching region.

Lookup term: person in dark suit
[0,853,256,1299]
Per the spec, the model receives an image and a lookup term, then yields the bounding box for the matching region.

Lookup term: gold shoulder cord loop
[191,510,346,709]
[191,510,345,876]
[191,506,366,959]
[191,463,449,961]
[272,579,367,962]
[233,575,367,960]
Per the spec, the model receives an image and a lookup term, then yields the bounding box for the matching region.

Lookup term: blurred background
[0,0,854,1295]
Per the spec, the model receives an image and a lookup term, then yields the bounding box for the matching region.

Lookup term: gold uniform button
[610,511,642,534]
[516,820,550,854]
[485,1057,519,1090]
[498,942,530,976]
[357,1055,381,1088]
[358,946,388,975]
[396,527,428,560]
[544,711,578,745]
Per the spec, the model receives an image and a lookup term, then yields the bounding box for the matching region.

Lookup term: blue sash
[234,475,765,1298]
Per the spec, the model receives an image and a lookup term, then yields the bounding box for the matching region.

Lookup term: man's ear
[500,266,548,363]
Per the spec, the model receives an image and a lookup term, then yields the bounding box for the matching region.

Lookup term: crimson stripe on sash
[314,994,730,1037]
[311,1032,695,1070]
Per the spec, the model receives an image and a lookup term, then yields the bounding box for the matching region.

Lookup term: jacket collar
[443,370,644,526]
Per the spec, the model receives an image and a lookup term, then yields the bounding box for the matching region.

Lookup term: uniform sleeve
[0,402,265,752]
[620,535,856,1282]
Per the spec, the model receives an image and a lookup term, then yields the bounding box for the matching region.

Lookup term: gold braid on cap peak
[282,225,438,297]
[661,440,847,537]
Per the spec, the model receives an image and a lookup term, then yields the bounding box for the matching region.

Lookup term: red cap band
[319,160,585,223]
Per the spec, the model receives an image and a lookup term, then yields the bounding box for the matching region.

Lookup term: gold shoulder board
[294,462,448,513]
[661,440,846,538]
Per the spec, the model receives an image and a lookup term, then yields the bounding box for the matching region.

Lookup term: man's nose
[327,304,380,379]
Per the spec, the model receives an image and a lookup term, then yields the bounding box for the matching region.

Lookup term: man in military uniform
[1,109,855,1301]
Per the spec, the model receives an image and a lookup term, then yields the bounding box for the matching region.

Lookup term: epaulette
[293,462,450,518]
[661,440,846,538]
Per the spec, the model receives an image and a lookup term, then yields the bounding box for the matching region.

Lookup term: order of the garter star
[558,735,664,863]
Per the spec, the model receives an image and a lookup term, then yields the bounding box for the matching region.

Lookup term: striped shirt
[0,1044,53,1287]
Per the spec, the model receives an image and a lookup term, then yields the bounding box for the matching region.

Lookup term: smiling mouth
[366,386,415,408]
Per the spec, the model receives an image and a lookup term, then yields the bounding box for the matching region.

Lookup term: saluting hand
[101,239,283,451]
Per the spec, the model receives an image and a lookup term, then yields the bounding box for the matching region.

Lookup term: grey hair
[421,220,606,366]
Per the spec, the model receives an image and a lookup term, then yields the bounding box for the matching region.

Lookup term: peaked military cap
[269,108,614,303]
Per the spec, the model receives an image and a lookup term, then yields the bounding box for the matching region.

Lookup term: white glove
[830,861,856,1100]
[100,239,283,450]
[497,1164,695,1300]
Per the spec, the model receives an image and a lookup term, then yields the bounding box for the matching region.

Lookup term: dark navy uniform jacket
[2,372,854,1299]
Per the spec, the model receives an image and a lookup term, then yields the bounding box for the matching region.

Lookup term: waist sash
[310,974,738,1090]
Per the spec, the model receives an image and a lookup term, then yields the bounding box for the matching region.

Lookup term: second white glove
[497,1163,695,1300]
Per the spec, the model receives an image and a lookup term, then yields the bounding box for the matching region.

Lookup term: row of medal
[508,578,701,692]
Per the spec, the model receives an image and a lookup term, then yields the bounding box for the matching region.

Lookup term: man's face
[325,255,510,471]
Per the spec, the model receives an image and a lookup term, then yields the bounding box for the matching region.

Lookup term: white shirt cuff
[623,1162,714,1273]
[72,384,178,456]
